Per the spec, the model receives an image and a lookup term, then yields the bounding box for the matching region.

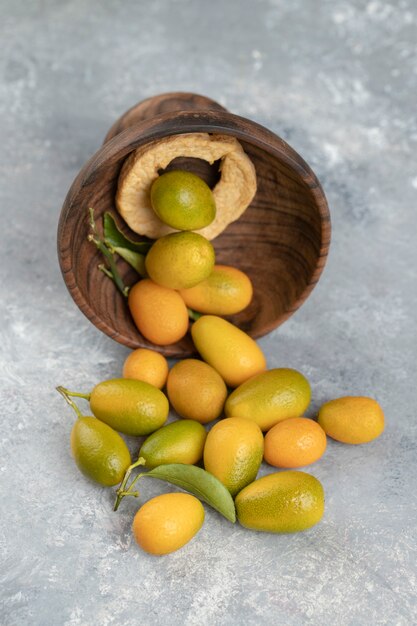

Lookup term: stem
[99,264,130,296]
[113,457,147,511]
[88,208,128,297]
[57,386,91,401]
[56,386,87,419]
[187,308,202,322]
[98,264,113,279]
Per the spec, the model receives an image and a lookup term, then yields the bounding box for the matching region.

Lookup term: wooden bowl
[58,92,330,357]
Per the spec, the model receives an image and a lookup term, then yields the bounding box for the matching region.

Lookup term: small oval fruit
[204,417,264,496]
[318,396,384,444]
[150,170,216,230]
[71,417,131,486]
[235,471,325,533]
[191,315,266,388]
[89,378,169,436]
[225,368,311,431]
[167,359,227,423]
[139,420,207,469]
[128,279,189,346]
[132,493,205,555]
[145,231,215,290]
[123,348,169,389]
[264,417,327,468]
[179,265,253,315]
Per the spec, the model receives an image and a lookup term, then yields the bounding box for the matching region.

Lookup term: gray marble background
[1,1,416,624]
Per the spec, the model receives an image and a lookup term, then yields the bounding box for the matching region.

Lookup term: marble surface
[1,1,416,624]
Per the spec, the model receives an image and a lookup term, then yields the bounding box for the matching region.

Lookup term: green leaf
[114,247,147,276]
[88,208,128,296]
[103,212,152,254]
[141,463,236,523]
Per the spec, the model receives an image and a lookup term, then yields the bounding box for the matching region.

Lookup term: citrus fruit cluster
[122,170,254,346]
[60,169,384,556]
[57,350,384,555]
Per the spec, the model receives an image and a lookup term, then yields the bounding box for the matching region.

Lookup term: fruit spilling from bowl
[87,154,259,347]
[58,93,332,355]
[57,140,384,556]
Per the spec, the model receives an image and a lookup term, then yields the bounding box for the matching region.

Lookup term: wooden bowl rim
[58,108,331,353]
[103,91,229,143]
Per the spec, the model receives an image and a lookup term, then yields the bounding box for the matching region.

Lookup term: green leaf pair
[103,212,151,275]
[87,208,152,296]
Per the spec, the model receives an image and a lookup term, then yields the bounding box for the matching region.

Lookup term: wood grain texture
[57,92,331,357]
[103,92,227,143]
